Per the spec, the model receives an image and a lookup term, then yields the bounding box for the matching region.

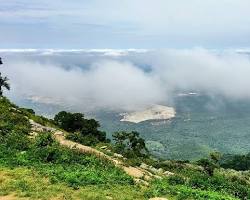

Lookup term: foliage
[0,97,31,140]
[149,159,250,200]
[0,132,133,188]
[54,111,108,145]
[0,59,10,96]
[196,152,222,176]
[219,153,250,171]
[1,97,250,200]
[112,131,149,158]
[0,99,133,191]
[0,167,144,200]
[54,111,85,132]
[0,73,10,96]
[196,158,218,176]
[145,178,238,200]
[167,175,186,185]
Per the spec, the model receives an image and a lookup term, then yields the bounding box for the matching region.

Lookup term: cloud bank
[2,49,250,112]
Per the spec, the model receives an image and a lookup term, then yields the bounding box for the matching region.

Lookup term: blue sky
[1,0,250,49]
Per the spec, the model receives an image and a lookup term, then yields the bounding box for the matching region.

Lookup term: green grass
[145,179,239,200]
[1,96,250,200]
[0,135,133,188]
[0,167,146,200]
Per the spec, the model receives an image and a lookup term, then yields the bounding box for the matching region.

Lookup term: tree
[209,151,222,164]
[196,152,222,176]
[0,74,10,96]
[54,111,85,132]
[196,158,218,176]
[54,111,107,145]
[0,58,10,96]
[220,153,250,171]
[112,131,148,158]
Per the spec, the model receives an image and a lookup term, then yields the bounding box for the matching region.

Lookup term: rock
[29,131,38,136]
[158,168,164,174]
[100,146,108,149]
[113,153,123,158]
[140,162,149,170]
[163,171,174,176]
[148,166,160,174]
[120,105,175,123]
[134,178,149,186]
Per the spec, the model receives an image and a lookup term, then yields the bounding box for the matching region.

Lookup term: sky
[1,0,250,49]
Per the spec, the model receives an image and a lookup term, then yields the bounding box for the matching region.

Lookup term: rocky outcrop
[120,105,175,123]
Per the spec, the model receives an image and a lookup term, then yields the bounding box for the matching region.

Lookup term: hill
[0,97,250,200]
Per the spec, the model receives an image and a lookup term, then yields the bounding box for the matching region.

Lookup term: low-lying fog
[1,48,250,112]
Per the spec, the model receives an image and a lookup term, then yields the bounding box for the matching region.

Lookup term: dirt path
[29,120,161,182]
[53,130,150,181]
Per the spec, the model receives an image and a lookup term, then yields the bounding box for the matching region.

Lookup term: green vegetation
[96,95,250,161]
[0,167,145,200]
[112,131,149,158]
[54,111,108,145]
[0,97,136,199]
[219,153,250,171]
[0,82,250,199]
[152,159,250,200]
[0,58,10,96]
[0,74,10,96]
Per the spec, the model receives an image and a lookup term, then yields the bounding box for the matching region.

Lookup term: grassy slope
[0,97,249,200]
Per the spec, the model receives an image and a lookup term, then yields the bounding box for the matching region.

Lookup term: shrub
[31,132,61,162]
[112,131,149,158]
[196,158,218,176]
[168,175,185,185]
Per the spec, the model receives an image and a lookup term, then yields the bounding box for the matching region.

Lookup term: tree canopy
[54,111,107,145]
[112,131,148,158]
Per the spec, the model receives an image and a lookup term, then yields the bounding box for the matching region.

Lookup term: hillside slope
[0,97,249,200]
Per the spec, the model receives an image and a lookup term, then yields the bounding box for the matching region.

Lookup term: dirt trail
[29,120,162,182]
[54,130,150,180]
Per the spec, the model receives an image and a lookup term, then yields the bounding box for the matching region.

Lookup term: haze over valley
[2,49,250,160]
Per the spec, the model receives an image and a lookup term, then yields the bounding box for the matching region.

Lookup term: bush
[168,175,185,185]
[31,132,61,162]
[196,158,218,176]
[112,131,149,158]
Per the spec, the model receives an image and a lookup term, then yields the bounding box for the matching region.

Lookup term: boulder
[113,153,123,158]
[163,171,174,176]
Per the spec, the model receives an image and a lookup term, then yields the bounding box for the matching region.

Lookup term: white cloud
[3,58,165,111]
[151,48,250,99]
[2,48,250,112]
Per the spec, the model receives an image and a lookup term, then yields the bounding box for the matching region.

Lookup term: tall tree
[0,57,10,96]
